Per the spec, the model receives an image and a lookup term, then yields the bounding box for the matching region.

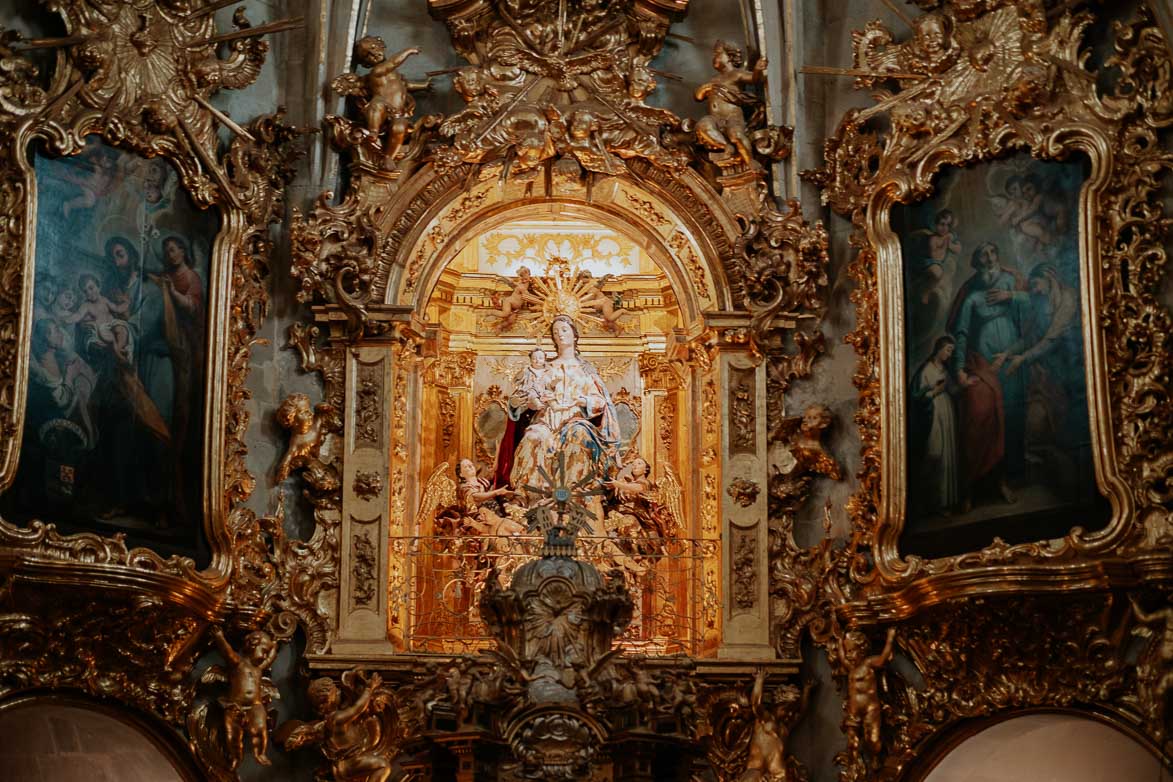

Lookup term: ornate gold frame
[0,0,303,725]
[812,2,1173,597]
[805,5,1173,778]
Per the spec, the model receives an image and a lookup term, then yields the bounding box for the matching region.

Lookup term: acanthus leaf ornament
[0,583,202,726]
[829,593,1165,781]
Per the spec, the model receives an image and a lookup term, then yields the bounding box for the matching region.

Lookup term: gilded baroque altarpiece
[0,0,1167,780]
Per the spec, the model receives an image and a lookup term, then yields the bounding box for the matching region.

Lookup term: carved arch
[392,177,738,325]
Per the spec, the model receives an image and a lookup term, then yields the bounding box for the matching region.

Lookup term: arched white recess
[923,714,1166,782]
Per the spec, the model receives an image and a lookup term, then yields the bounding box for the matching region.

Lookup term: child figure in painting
[997,175,1051,252]
[62,274,134,365]
[920,209,960,306]
[909,335,960,515]
[29,318,98,446]
[995,176,1026,228]
[61,146,117,219]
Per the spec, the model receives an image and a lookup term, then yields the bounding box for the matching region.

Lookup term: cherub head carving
[354,36,387,68]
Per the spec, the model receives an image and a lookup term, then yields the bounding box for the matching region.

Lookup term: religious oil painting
[2,138,215,556]
[894,153,1109,556]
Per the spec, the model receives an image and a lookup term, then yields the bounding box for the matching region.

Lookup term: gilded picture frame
[813,3,1173,594]
[0,3,300,608]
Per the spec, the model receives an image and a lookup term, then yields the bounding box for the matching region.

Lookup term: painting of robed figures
[3,139,214,557]
[894,154,1109,556]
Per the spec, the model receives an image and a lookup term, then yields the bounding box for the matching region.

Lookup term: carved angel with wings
[486,266,535,330]
[768,405,841,521]
[852,7,1043,140]
[603,459,683,577]
[278,670,398,782]
[196,627,280,771]
[331,37,433,165]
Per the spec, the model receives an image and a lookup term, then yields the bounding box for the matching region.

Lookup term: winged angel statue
[277,670,399,782]
[418,448,683,586]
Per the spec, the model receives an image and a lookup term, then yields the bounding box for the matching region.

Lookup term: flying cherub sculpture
[575,270,625,331]
[332,37,432,165]
[275,393,334,483]
[203,626,280,770]
[278,670,398,782]
[695,40,768,171]
[488,266,535,330]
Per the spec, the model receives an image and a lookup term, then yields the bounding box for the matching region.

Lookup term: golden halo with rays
[502,254,623,337]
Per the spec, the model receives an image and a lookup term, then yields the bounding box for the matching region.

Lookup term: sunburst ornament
[532,256,585,327]
[523,449,606,551]
[490,255,631,336]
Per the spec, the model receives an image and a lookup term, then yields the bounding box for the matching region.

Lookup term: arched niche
[908,712,1167,782]
[0,695,201,782]
[386,184,732,657]
[373,161,740,317]
[317,151,778,660]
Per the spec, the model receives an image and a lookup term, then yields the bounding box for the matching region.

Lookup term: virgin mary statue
[493,315,621,512]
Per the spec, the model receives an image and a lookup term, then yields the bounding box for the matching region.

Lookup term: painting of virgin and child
[895,154,1109,556]
[2,139,214,557]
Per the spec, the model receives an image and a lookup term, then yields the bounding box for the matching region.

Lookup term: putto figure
[203,626,279,769]
[695,40,769,171]
[279,671,396,782]
[332,37,432,166]
[274,392,333,483]
[738,668,810,782]
[840,628,896,757]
